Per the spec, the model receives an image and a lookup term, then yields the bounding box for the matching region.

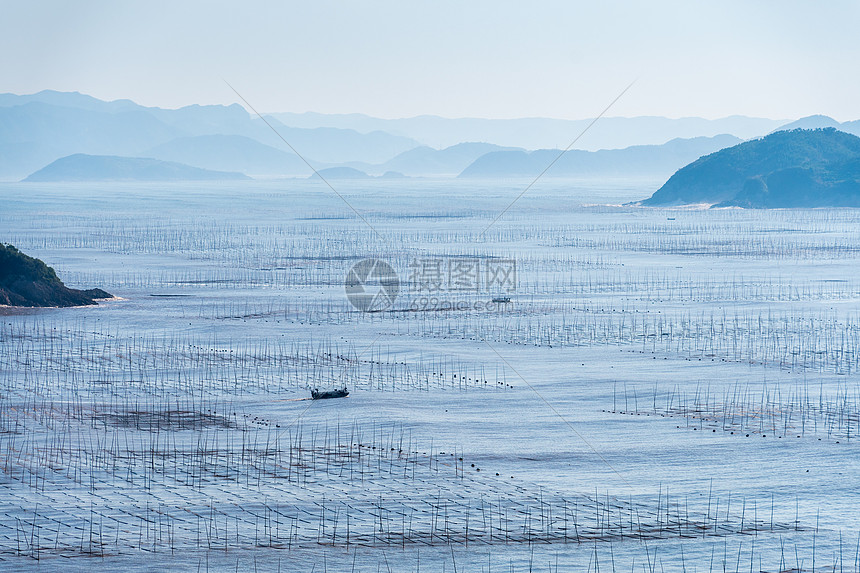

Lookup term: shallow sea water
[2,178,860,571]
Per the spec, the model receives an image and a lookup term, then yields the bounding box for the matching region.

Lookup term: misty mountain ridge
[458,135,741,179]
[770,115,843,133]
[0,91,418,179]
[144,134,311,177]
[0,89,141,113]
[24,154,250,182]
[309,167,408,180]
[6,90,860,183]
[351,142,519,176]
[270,112,787,151]
[0,101,184,178]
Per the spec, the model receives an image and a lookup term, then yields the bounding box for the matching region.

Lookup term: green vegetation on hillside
[0,244,111,307]
[641,128,860,207]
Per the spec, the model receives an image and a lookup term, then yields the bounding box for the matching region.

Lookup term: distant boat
[491,296,512,304]
[310,386,349,400]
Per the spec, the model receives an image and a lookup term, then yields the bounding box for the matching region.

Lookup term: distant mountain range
[269,112,788,151]
[0,90,417,180]
[343,142,519,177]
[310,167,408,180]
[143,134,309,176]
[640,128,860,208]
[24,154,249,182]
[459,135,742,179]
[5,90,860,183]
[770,114,860,135]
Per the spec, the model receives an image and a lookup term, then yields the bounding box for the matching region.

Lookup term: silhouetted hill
[0,89,140,113]
[9,90,860,182]
[309,167,410,180]
[640,129,860,207]
[24,154,250,182]
[259,118,418,164]
[271,112,785,151]
[378,142,518,176]
[458,135,741,179]
[842,120,860,137]
[0,91,420,179]
[770,115,842,133]
[144,135,309,176]
[0,244,111,307]
[0,102,182,178]
[767,115,860,139]
[310,167,371,180]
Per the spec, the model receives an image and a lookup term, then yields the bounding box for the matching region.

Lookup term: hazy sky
[3,1,859,120]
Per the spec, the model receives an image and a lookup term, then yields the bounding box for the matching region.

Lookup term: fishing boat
[310,386,349,400]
